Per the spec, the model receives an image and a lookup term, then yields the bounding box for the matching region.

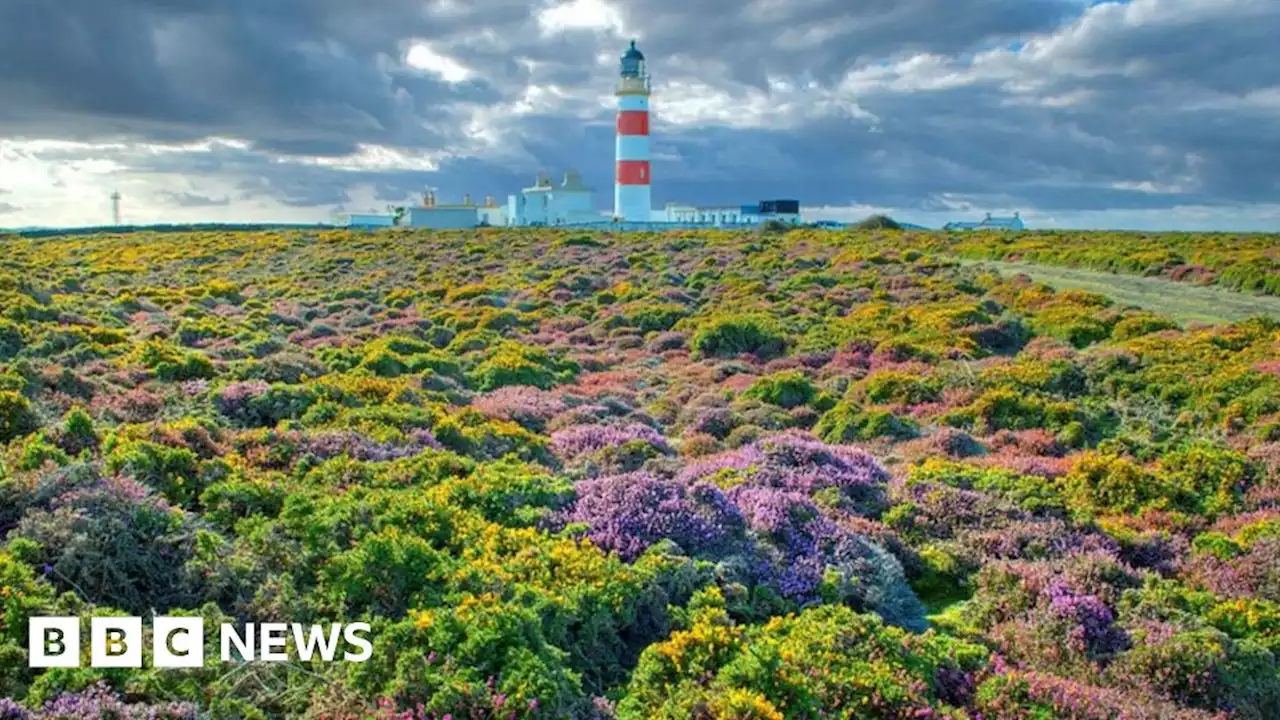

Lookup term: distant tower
[110,191,121,226]
[614,40,651,222]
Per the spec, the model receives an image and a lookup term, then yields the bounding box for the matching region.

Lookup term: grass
[960,258,1280,325]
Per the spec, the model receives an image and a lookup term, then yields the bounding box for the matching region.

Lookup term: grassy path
[958,258,1280,325]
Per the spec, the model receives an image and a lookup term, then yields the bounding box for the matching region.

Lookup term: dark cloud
[0,0,484,148]
[1,0,1278,222]
[614,0,1080,88]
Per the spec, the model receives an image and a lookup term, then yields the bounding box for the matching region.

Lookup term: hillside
[2,227,1280,718]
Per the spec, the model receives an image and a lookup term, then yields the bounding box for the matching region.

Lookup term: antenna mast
[110,191,122,226]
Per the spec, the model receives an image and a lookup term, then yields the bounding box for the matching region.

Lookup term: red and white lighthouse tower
[614,40,651,222]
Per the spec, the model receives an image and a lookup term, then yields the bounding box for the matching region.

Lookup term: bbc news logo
[29,617,372,668]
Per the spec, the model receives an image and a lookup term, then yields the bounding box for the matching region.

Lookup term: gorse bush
[8,468,201,615]
[469,341,578,391]
[1,226,1280,717]
[816,401,919,442]
[742,370,816,409]
[0,392,38,444]
[690,315,786,359]
[619,593,987,719]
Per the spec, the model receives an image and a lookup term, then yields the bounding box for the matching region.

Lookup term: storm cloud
[0,0,1277,229]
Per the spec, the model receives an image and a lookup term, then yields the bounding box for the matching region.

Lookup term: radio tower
[614,40,651,222]
[110,191,121,226]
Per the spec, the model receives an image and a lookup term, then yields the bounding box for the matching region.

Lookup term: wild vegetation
[3,226,1280,718]
[909,229,1280,296]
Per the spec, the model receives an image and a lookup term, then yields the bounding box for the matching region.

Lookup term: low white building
[477,203,505,227]
[663,200,801,226]
[333,212,396,228]
[943,212,1025,231]
[664,203,756,225]
[393,192,507,229]
[398,206,478,229]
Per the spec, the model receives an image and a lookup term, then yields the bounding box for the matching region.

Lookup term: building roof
[522,169,591,194]
[559,169,590,192]
[944,212,1024,231]
[620,40,646,79]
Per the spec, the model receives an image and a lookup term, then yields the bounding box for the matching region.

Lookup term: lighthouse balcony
[616,75,651,95]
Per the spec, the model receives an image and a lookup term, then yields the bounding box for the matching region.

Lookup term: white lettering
[343,623,372,662]
[221,623,254,662]
[259,623,288,661]
[291,623,342,662]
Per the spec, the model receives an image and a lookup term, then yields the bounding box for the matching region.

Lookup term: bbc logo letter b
[91,617,142,668]
[29,617,80,668]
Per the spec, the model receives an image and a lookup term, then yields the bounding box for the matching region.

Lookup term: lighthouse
[614,40,651,222]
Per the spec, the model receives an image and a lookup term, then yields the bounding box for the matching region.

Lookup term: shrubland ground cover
[1,227,1280,717]
[952,259,1280,326]
[902,229,1280,296]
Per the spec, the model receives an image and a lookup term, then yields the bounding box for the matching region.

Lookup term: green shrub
[135,340,216,381]
[1156,440,1253,516]
[909,459,1066,516]
[61,407,99,452]
[1108,627,1280,717]
[857,370,942,405]
[815,401,918,442]
[17,435,70,471]
[742,371,816,409]
[1112,313,1179,341]
[105,440,204,508]
[0,390,39,444]
[469,342,577,391]
[199,478,288,529]
[949,388,1069,434]
[619,599,987,719]
[1060,452,1181,516]
[0,319,23,360]
[1191,531,1242,559]
[690,315,786,359]
[623,303,690,333]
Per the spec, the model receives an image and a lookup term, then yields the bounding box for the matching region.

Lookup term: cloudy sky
[0,0,1277,230]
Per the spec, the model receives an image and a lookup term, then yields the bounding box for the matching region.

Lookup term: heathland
[3,227,1280,718]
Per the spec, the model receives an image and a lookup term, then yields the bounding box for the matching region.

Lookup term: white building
[399,206,478,229]
[333,212,396,228]
[943,212,1025,231]
[507,170,598,226]
[663,200,802,226]
[391,191,509,229]
[664,203,756,225]
[477,204,504,227]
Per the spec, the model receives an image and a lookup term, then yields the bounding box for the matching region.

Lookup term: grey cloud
[158,191,232,207]
[614,0,1079,88]
[0,202,21,214]
[0,0,492,149]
